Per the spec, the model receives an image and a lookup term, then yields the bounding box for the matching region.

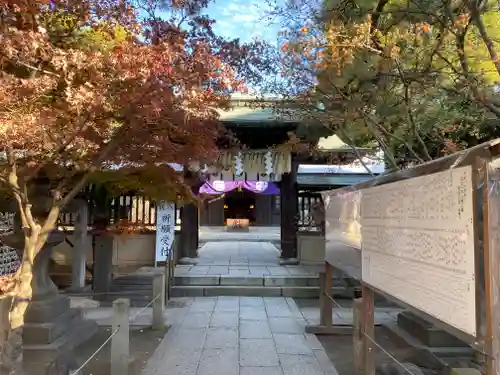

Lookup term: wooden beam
[353,298,365,375]
[484,160,500,375]
[320,263,333,327]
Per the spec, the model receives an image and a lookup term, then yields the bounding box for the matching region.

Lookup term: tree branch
[467,1,500,78]
[394,58,433,161]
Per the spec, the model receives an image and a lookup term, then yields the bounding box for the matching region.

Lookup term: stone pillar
[70,201,88,291]
[92,234,114,300]
[178,203,199,263]
[280,159,298,263]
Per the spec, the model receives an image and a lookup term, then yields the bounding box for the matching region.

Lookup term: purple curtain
[199,181,280,195]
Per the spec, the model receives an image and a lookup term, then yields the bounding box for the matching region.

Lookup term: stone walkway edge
[141,296,340,375]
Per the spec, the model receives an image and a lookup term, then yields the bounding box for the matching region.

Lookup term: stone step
[173,275,358,287]
[23,308,83,345]
[113,275,155,285]
[111,283,153,291]
[397,311,467,348]
[381,322,474,371]
[23,318,98,372]
[171,285,358,298]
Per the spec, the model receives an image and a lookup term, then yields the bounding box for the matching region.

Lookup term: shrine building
[176,93,380,261]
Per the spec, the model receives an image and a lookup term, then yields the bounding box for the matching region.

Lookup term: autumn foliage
[0,1,270,371]
[272,0,500,169]
[0,0,271,206]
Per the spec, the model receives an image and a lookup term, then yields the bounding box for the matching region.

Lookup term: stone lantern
[1,180,97,375]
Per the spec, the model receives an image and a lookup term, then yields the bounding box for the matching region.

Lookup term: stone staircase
[107,273,158,306]
[382,311,476,370]
[171,274,360,298]
[107,270,362,306]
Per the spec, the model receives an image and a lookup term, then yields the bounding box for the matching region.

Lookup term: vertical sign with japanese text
[155,201,175,263]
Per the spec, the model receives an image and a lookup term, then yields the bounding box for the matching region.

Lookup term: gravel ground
[73,326,168,375]
[294,298,434,375]
[317,327,417,375]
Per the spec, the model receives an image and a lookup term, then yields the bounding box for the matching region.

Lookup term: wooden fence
[58,195,181,228]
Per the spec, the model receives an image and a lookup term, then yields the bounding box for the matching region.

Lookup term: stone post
[152,272,165,330]
[92,235,114,301]
[71,201,88,291]
[111,299,130,375]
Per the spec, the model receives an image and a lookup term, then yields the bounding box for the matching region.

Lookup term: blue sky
[205,0,283,44]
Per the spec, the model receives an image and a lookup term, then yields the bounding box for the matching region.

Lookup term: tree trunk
[0,238,37,375]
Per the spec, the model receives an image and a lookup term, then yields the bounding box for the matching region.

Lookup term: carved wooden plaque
[226,218,250,232]
[361,166,476,336]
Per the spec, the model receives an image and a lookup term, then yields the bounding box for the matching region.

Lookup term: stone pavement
[176,241,324,277]
[176,264,324,277]
[199,226,280,242]
[196,241,281,266]
[141,296,340,375]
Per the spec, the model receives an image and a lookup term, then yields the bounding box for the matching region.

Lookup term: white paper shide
[155,201,175,263]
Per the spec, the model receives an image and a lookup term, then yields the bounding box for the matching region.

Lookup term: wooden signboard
[361,166,477,337]
[226,218,250,232]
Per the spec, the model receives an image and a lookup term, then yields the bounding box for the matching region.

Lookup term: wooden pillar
[362,285,375,375]
[320,262,333,326]
[353,298,365,375]
[484,161,500,375]
[255,195,272,226]
[179,203,199,260]
[280,158,298,260]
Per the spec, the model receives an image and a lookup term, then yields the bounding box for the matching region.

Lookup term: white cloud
[232,13,258,23]
[207,0,279,42]
[227,3,242,10]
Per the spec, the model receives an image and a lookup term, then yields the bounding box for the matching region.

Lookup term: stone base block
[397,311,467,347]
[297,234,325,264]
[23,308,83,345]
[171,286,205,297]
[220,276,263,286]
[279,258,300,265]
[178,257,199,265]
[450,369,482,375]
[377,362,426,375]
[264,276,311,287]
[204,286,282,297]
[381,323,474,370]
[175,275,220,286]
[25,294,70,323]
[24,318,98,374]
